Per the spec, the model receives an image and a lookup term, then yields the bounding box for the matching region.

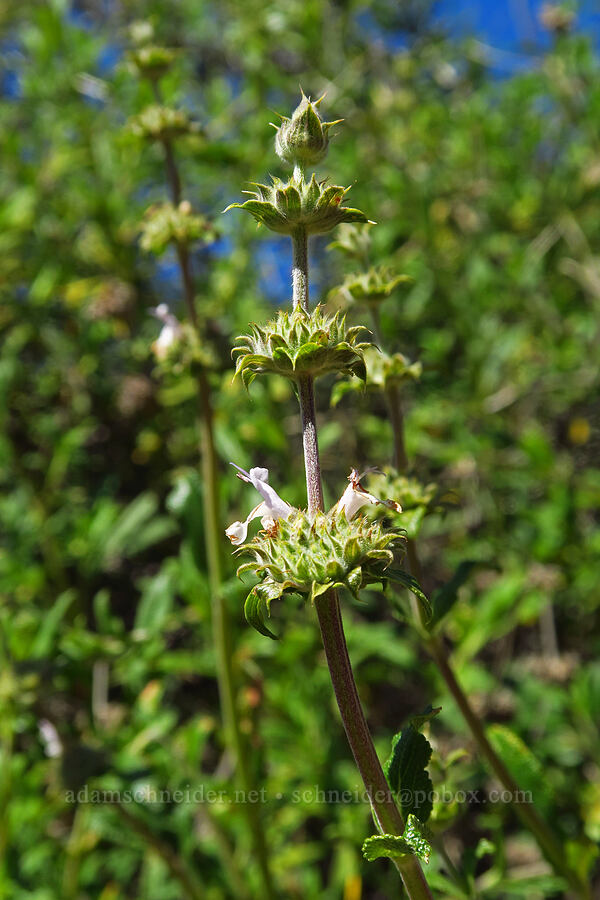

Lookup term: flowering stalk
[294,240,432,899]
[367,297,588,898]
[228,93,433,899]
[133,54,275,898]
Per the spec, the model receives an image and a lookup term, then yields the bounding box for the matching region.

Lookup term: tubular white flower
[38,719,62,758]
[151,303,182,359]
[226,464,293,545]
[335,468,402,520]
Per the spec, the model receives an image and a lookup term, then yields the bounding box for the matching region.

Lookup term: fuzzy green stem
[293,231,432,899]
[292,226,309,311]
[381,345,588,898]
[157,114,276,899]
[297,375,324,513]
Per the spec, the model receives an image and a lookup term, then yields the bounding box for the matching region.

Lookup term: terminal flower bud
[274,91,342,168]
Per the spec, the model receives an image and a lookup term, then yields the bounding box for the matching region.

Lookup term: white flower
[225,464,293,545]
[335,468,401,520]
[151,303,182,360]
[38,719,62,758]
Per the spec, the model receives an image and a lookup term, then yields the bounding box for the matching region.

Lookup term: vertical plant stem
[380,336,587,897]
[292,226,309,312]
[369,307,409,473]
[425,636,586,897]
[156,118,275,899]
[297,376,323,513]
[114,802,204,900]
[293,232,432,900]
[386,382,409,472]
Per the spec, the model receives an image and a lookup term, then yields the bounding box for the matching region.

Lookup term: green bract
[232,306,371,386]
[273,91,341,167]
[140,202,215,255]
[128,105,198,141]
[327,223,374,262]
[337,266,413,305]
[235,507,406,638]
[331,346,422,405]
[367,469,438,539]
[128,45,177,81]
[225,173,371,236]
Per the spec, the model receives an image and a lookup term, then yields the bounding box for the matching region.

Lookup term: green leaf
[362,816,431,864]
[102,493,176,567]
[430,560,483,627]
[483,874,567,897]
[487,724,552,815]
[387,568,432,626]
[403,814,432,863]
[384,706,440,823]
[362,833,413,862]
[135,569,175,633]
[31,590,75,658]
[244,586,278,639]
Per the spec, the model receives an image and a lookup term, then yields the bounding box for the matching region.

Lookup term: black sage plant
[226,93,436,899]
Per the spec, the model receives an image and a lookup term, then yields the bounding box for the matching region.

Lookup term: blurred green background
[1,1,599,897]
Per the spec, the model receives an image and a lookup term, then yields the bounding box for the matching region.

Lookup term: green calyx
[273,91,341,168]
[331,346,422,405]
[365,346,422,388]
[366,469,439,540]
[140,202,215,255]
[128,105,199,142]
[225,172,371,236]
[232,305,371,387]
[337,267,413,306]
[128,45,177,81]
[327,223,374,262]
[236,507,405,638]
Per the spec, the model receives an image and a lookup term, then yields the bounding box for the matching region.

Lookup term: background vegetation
[1,1,598,897]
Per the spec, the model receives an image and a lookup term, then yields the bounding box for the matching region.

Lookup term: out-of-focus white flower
[335,468,401,520]
[226,464,293,545]
[38,719,62,758]
[151,303,182,360]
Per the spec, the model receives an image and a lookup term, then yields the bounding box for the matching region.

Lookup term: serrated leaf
[384,707,440,823]
[403,814,431,863]
[362,833,412,862]
[362,815,431,864]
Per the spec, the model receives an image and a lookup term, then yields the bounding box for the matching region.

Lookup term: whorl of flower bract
[225,173,371,236]
[236,508,405,638]
[128,45,177,81]
[128,105,199,142]
[327,223,374,262]
[140,202,215,256]
[331,346,422,405]
[273,91,341,168]
[367,470,438,540]
[232,306,371,387]
[337,267,413,306]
